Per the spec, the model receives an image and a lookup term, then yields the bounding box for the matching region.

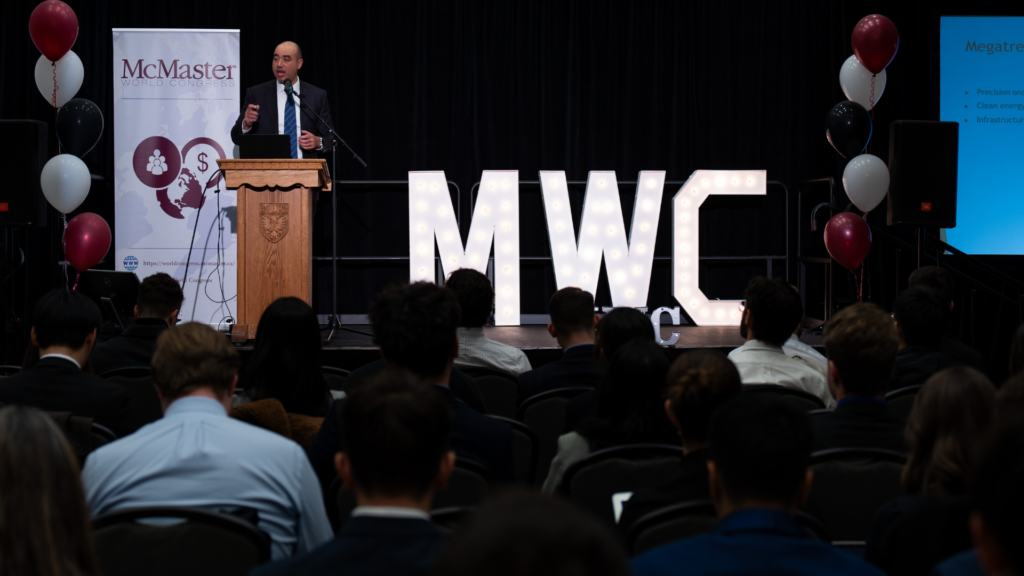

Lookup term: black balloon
[56,98,104,157]
[825,100,872,159]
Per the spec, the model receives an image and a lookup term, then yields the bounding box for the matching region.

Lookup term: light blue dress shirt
[82,396,332,560]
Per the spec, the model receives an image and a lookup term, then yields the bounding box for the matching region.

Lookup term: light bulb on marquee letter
[540,170,664,307]
[408,170,520,325]
[672,169,766,326]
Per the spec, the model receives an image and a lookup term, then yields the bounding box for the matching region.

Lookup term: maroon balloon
[64,213,111,272]
[824,212,872,270]
[852,14,899,74]
[29,0,79,62]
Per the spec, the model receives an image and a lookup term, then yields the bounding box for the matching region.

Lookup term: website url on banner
[143,260,235,267]
[975,116,1024,123]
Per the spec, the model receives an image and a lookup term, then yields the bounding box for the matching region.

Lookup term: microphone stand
[290,89,367,341]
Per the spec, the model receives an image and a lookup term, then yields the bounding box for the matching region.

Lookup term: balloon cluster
[30,0,110,274]
[824,14,899,272]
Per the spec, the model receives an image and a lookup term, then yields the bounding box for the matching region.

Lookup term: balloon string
[61,213,68,290]
[52,62,60,154]
[868,74,876,155]
[72,272,80,292]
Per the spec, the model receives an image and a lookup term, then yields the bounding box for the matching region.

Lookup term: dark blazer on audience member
[89,318,169,374]
[344,359,486,413]
[888,346,962,391]
[939,336,986,374]
[517,343,602,404]
[0,357,131,436]
[249,515,444,576]
[811,398,907,453]
[865,495,973,576]
[618,448,711,533]
[308,384,515,484]
[564,389,598,433]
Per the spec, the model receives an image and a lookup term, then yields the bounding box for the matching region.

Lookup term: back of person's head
[666,350,742,445]
[1011,323,1024,377]
[903,366,995,495]
[578,340,674,449]
[742,277,803,347]
[31,289,102,351]
[445,268,493,328]
[823,303,900,397]
[136,272,184,321]
[152,322,239,402]
[369,282,461,378]
[433,490,629,576]
[242,297,328,416]
[339,367,451,499]
[971,425,1024,576]
[0,406,98,576]
[709,395,813,508]
[994,373,1024,438]
[594,307,654,360]
[892,285,949,347]
[548,288,595,336]
[908,266,954,306]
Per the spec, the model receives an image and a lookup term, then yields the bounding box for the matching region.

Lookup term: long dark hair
[594,307,655,363]
[577,339,676,450]
[0,406,99,576]
[241,297,330,417]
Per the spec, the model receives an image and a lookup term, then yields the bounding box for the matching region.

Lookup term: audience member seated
[631,395,884,576]
[728,277,834,408]
[236,297,333,417]
[251,368,452,576]
[434,490,630,576]
[933,425,1024,576]
[446,268,532,375]
[90,272,182,374]
[619,349,741,531]
[309,282,514,484]
[542,340,675,493]
[0,290,131,436]
[993,371,1024,435]
[865,367,995,573]
[565,307,655,430]
[889,285,963,391]
[785,321,828,379]
[0,406,99,576]
[517,287,602,403]
[83,322,332,560]
[908,266,986,372]
[813,303,905,452]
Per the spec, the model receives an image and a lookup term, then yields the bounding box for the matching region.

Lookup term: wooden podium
[217,159,331,341]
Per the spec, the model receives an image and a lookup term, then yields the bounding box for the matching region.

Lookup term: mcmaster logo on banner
[120,59,237,87]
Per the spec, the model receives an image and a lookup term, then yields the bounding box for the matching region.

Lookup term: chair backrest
[102,369,163,433]
[0,365,22,377]
[804,447,907,542]
[740,384,826,411]
[562,444,684,527]
[46,412,116,466]
[627,499,718,556]
[92,506,271,576]
[489,415,539,484]
[322,366,351,392]
[430,506,475,534]
[334,458,492,525]
[98,366,154,379]
[462,367,519,419]
[885,385,921,423]
[516,387,592,486]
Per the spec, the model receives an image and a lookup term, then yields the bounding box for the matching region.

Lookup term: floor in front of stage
[234,325,824,371]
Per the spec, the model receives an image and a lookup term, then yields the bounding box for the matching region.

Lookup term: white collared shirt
[453,327,533,375]
[241,78,311,158]
[782,333,829,380]
[39,353,81,369]
[728,339,835,409]
[350,506,431,521]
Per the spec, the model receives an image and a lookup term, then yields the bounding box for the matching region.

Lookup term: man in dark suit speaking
[230,41,335,158]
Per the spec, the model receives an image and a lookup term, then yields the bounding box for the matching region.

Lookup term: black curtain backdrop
[2,0,1021,340]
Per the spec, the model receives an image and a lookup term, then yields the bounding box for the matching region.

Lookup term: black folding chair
[46,412,117,466]
[430,506,475,533]
[489,415,539,484]
[885,385,921,423]
[101,367,162,432]
[560,444,684,528]
[322,366,351,393]
[804,447,906,543]
[462,367,519,419]
[92,506,271,576]
[516,387,592,486]
[741,384,826,411]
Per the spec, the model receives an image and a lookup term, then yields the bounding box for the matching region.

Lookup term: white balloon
[840,55,886,110]
[40,154,91,214]
[843,154,890,213]
[34,51,84,108]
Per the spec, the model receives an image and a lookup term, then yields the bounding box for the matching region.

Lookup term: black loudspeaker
[0,120,48,227]
[887,120,959,228]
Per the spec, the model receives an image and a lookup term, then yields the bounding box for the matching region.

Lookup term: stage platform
[235,325,824,371]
